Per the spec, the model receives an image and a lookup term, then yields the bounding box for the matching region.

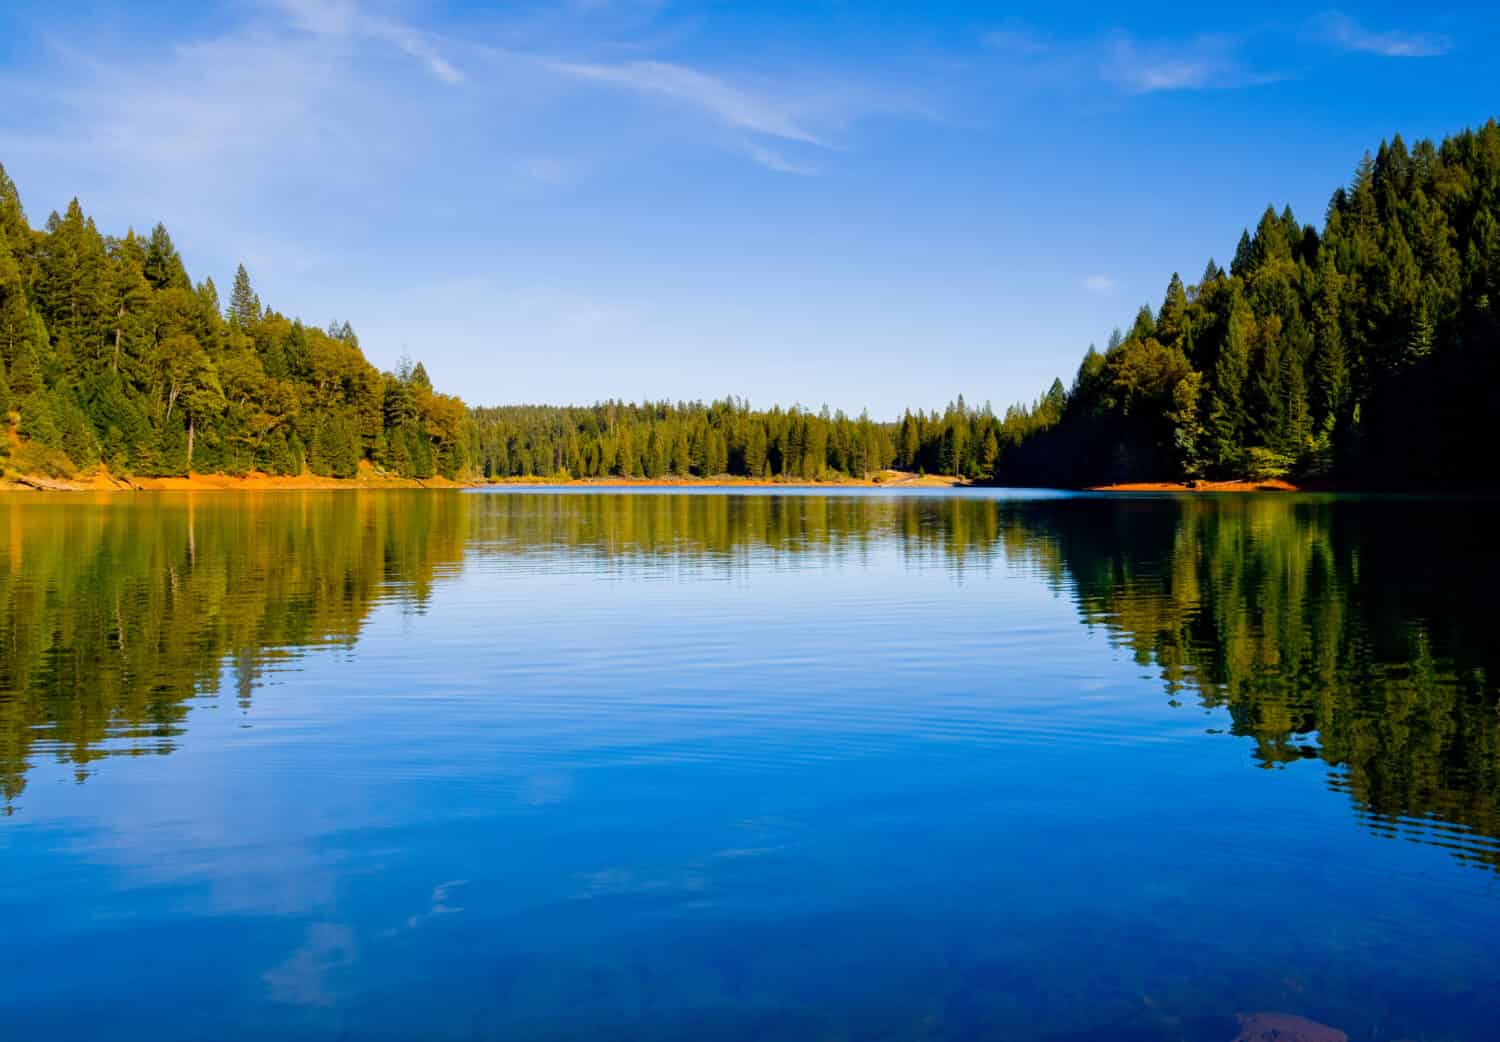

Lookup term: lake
[2,488,1498,1041]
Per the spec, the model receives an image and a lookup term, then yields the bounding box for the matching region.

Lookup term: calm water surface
[2,489,1498,1041]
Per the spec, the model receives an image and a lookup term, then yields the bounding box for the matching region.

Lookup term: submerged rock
[1232,1012,1348,1042]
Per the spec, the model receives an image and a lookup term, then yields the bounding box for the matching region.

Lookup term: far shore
[0,465,475,493]
[1,467,967,493]
[1085,478,1307,493]
[484,472,969,490]
[1,467,1327,495]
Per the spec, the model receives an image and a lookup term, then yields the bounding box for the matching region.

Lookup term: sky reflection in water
[1,488,1498,1041]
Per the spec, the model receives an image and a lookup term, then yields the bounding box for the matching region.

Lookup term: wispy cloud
[0,29,349,208]
[1103,33,1282,93]
[535,54,927,174]
[982,25,1283,96]
[0,0,479,299]
[1314,12,1453,58]
[404,879,467,930]
[741,141,819,176]
[264,923,356,1007]
[1083,275,1116,294]
[544,58,825,145]
[266,0,465,82]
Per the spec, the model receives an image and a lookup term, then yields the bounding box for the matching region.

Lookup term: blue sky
[0,1,1491,415]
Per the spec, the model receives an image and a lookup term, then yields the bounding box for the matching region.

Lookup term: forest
[468,395,1040,481]
[464,119,1500,488]
[3,116,1498,488]
[997,119,1500,488]
[0,163,470,481]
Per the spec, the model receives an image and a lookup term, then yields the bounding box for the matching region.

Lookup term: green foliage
[1245,446,1294,481]
[467,398,1014,481]
[228,263,261,326]
[998,118,1500,489]
[0,161,475,481]
[18,389,61,449]
[9,116,1500,491]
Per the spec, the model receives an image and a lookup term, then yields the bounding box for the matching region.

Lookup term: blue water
[1,488,1497,1041]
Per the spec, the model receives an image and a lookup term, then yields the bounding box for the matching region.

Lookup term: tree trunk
[187,415,195,468]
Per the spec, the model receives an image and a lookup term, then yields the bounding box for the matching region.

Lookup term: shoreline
[1084,478,1307,493]
[483,472,969,490]
[0,470,1332,494]
[0,468,969,493]
[0,467,476,493]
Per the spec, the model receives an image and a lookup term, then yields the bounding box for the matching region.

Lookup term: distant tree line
[0,163,468,480]
[468,393,1063,481]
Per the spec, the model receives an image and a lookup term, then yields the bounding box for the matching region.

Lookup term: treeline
[998,119,1500,488]
[469,390,1065,481]
[0,162,469,480]
[7,116,1498,489]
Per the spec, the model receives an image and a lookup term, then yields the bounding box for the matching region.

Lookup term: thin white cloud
[265,0,464,82]
[1103,33,1281,94]
[741,141,819,176]
[264,923,357,1007]
[982,24,1283,95]
[404,879,467,929]
[1315,12,1452,58]
[1083,275,1116,294]
[544,59,825,145]
[0,29,351,208]
[0,3,473,306]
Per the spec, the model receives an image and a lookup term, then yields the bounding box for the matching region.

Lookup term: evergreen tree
[1207,292,1251,471]
[144,224,190,290]
[228,263,260,326]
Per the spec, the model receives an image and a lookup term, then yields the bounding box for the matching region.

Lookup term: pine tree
[144,224,190,290]
[708,429,729,476]
[1406,298,1435,366]
[1250,324,1287,451]
[1207,293,1251,471]
[1278,340,1311,460]
[19,389,62,448]
[1311,254,1350,435]
[56,385,100,466]
[1128,304,1156,342]
[228,264,260,326]
[0,300,46,396]
[1231,230,1254,278]
[0,162,28,252]
[898,412,919,470]
[1158,273,1188,348]
[743,423,767,477]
